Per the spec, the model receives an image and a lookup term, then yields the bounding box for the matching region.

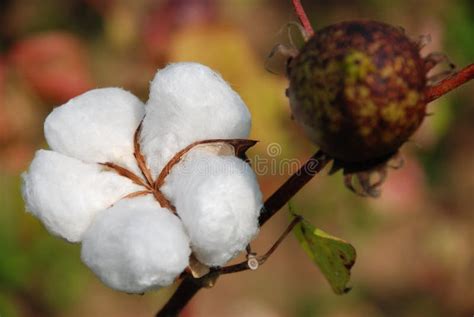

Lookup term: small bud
[247,253,259,271]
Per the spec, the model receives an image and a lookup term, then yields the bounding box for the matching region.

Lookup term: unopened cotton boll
[141,62,251,178]
[44,88,144,174]
[162,150,262,267]
[81,195,191,293]
[21,150,142,242]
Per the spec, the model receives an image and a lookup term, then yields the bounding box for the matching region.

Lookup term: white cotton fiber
[140,62,251,178]
[21,150,142,242]
[81,195,191,293]
[44,88,144,174]
[162,149,262,267]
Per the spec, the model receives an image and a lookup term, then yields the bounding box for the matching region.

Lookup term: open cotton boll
[162,149,262,267]
[81,195,191,293]
[141,62,251,178]
[44,88,144,174]
[21,150,142,242]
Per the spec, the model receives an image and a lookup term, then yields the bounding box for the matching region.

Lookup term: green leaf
[291,210,356,294]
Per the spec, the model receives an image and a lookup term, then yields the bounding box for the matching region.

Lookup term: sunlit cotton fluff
[81,195,191,293]
[21,61,263,293]
[44,88,144,175]
[140,62,251,178]
[162,149,262,267]
[21,150,142,242]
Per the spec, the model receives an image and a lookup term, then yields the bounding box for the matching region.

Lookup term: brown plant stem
[155,149,331,316]
[291,0,314,38]
[221,215,303,274]
[425,63,474,103]
[259,150,330,226]
[155,278,204,317]
[155,0,474,311]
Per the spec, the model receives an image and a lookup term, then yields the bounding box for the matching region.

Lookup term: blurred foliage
[0,174,84,317]
[0,0,473,316]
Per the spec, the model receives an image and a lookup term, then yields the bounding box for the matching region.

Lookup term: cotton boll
[81,195,191,293]
[44,88,144,174]
[162,149,262,267]
[21,150,142,242]
[141,62,251,178]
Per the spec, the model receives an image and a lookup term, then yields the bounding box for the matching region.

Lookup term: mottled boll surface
[288,21,427,165]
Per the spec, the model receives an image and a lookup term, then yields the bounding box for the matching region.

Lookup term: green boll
[288,20,427,167]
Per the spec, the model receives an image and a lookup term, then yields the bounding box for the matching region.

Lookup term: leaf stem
[425,63,474,103]
[258,214,303,263]
[221,215,303,275]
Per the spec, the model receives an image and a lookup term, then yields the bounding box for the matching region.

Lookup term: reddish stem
[425,63,474,103]
[291,0,314,38]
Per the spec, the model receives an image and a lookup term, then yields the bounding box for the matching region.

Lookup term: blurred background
[0,0,473,316]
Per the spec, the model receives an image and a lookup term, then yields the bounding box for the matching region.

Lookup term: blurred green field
[0,0,473,316]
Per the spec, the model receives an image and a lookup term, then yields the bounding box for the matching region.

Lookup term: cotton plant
[21,62,263,293]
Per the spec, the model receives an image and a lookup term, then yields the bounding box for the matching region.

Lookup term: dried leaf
[133,122,154,186]
[100,162,149,188]
[122,190,153,199]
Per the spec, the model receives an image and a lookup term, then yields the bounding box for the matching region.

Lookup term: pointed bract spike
[227,139,259,159]
[371,167,388,187]
[358,173,381,198]
[328,160,343,175]
[387,153,405,169]
[417,34,431,49]
[343,174,358,195]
